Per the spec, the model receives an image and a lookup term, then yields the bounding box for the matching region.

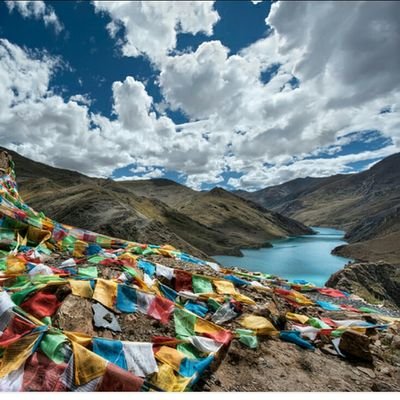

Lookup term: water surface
[214,227,352,287]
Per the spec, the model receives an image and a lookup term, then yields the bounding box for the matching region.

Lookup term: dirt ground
[196,336,400,392]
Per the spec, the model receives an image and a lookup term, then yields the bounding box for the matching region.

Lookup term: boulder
[53,294,94,336]
[339,330,373,362]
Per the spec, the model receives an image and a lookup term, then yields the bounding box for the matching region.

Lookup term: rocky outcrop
[326,262,400,309]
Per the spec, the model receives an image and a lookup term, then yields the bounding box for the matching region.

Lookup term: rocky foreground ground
[50,252,400,392]
[1,150,400,392]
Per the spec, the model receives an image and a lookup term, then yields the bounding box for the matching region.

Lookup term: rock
[326,262,400,309]
[382,333,394,346]
[53,294,94,335]
[372,382,400,392]
[357,366,376,379]
[391,335,400,350]
[380,367,391,376]
[320,345,339,357]
[339,330,373,362]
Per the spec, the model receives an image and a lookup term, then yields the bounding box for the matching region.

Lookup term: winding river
[213,227,353,287]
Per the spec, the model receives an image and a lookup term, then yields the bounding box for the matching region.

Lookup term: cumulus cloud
[0,39,138,176]
[1,1,400,191]
[157,1,400,187]
[5,1,63,33]
[160,41,260,120]
[69,94,92,106]
[93,1,219,63]
[0,39,215,182]
[115,166,165,181]
[228,145,399,190]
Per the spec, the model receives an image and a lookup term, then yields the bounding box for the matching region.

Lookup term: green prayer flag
[174,308,197,339]
[331,329,344,338]
[207,298,221,312]
[358,307,377,314]
[236,329,258,349]
[131,246,143,255]
[308,317,330,329]
[36,244,52,255]
[11,285,44,305]
[4,275,30,290]
[177,343,201,359]
[122,266,137,278]
[42,316,52,326]
[40,332,67,364]
[88,255,105,264]
[31,275,65,285]
[142,248,154,256]
[0,228,15,241]
[192,276,213,294]
[77,266,98,279]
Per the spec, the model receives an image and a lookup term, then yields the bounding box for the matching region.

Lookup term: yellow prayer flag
[292,290,314,306]
[155,346,185,371]
[213,280,236,295]
[119,253,138,266]
[92,278,117,309]
[231,292,256,305]
[64,331,92,347]
[239,315,277,335]
[0,332,41,378]
[68,279,93,299]
[71,340,107,386]
[73,240,87,258]
[286,312,309,325]
[195,317,225,336]
[151,363,191,392]
[27,225,51,246]
[5,255,26,274]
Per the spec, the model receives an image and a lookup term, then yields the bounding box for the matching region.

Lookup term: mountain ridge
[2,147,312,258]
[237,153,400,264]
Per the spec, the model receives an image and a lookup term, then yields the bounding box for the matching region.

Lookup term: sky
[0,0,399,191]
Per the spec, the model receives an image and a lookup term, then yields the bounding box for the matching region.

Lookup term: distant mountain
[237,153,400,264]
[120,182,312,251]
[4,147,312,257]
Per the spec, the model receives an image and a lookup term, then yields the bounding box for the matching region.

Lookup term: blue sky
[0,1,399,190]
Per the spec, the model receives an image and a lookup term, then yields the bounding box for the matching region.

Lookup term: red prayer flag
[204,329,233,345]
[147,296,175,324]
[317,288,346,298]
[20,290,62,319]
[22,352,67,391]
[174,270,193,292]
[0,315,36,347]
[96,362,144,392]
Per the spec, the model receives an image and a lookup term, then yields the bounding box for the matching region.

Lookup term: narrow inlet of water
[213,227,353,287]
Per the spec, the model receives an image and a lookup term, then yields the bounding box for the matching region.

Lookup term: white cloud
[160,41,260,120]
[112,76,153,131]
[93,1,219,63]
[157,1,400,188]
[228,145,399,191]
[0,39,215,182]
[115,166,165,181]
[69,94,92,106]
[5,1,63,33]
[1,1,400,191]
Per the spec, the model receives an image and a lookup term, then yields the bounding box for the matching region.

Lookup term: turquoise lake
[213,227,353,287]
